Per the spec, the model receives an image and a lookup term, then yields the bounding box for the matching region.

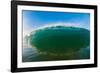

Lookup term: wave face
[29,26,90,55]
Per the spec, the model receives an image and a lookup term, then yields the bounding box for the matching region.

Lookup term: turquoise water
[23,26,90,62]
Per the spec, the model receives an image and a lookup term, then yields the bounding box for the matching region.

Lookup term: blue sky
[22,10,90,36]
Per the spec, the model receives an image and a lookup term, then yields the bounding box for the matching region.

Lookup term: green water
[30,26,90,54]
[23,26,90,62]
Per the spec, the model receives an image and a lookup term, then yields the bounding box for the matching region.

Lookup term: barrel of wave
[29,25,90,60]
